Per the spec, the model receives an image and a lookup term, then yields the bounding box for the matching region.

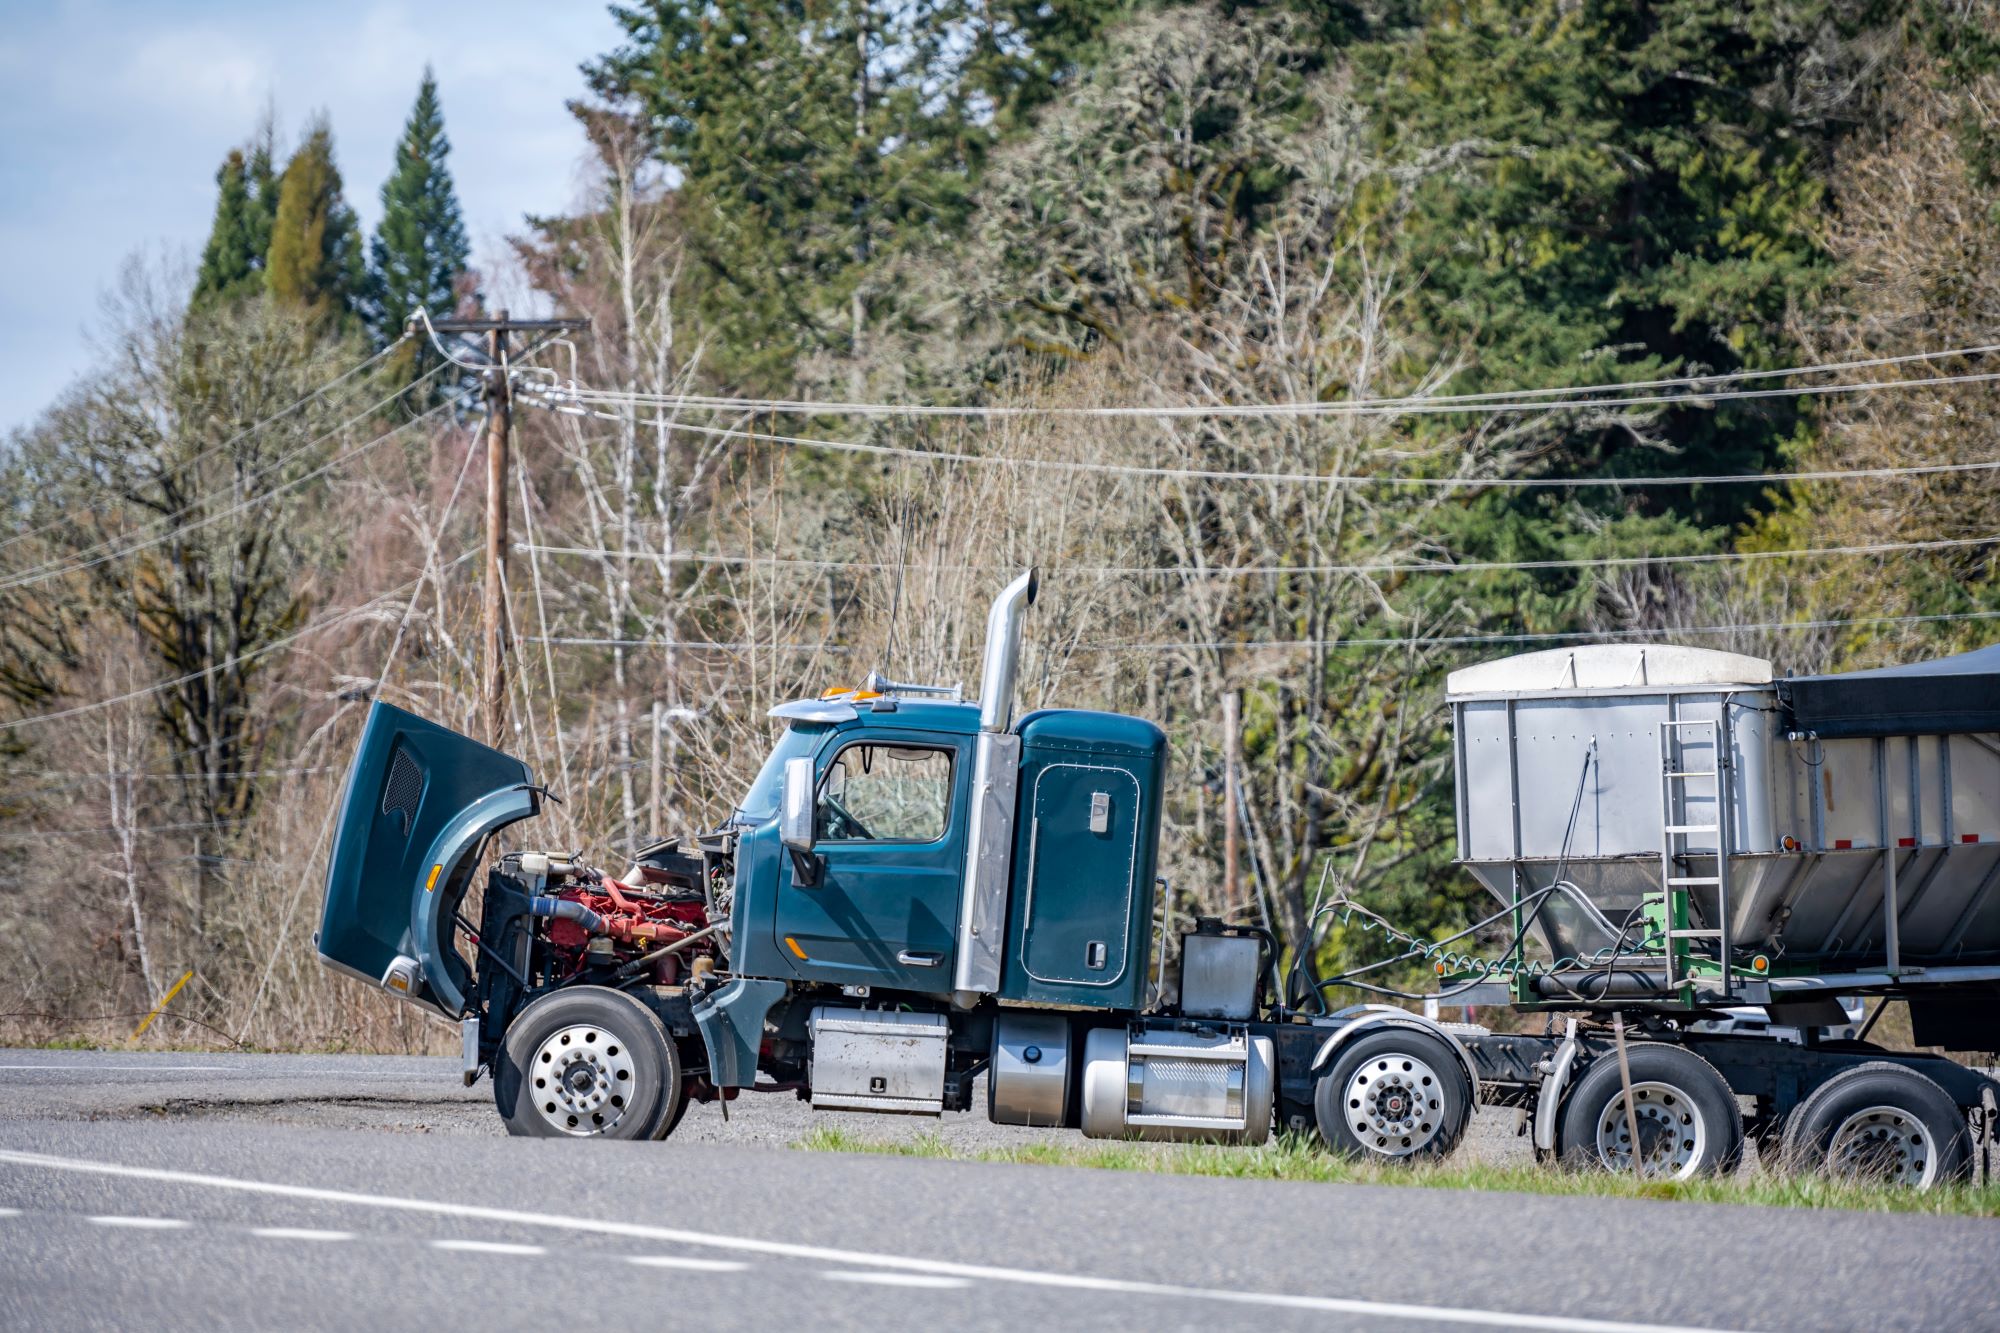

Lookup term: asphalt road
[1,1050,1996,1332]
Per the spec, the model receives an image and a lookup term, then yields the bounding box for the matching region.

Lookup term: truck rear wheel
[1780,1062,1970,1187]
[1314,1029,1472,1162]
[1556,1043,1742,1179]
[494,987,682,1140]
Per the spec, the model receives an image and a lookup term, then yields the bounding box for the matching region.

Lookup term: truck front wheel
[1314,1029,1472,1162]
[494,987,682,1140]
[1556,1043,1742,1179]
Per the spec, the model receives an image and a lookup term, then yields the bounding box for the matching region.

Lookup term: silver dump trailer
[1428,642,2000,1186]
[1449,642,2000,998]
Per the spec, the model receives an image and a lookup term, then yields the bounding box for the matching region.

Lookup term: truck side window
[817,744,953,843]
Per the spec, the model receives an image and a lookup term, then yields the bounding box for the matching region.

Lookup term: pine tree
[192,149,260,306]
[192,121,289,309]
[365,69,472,346]
[1363,0,1831,511]
[265,117,365,327]
[242,121,281,275]
[589,1,993,388]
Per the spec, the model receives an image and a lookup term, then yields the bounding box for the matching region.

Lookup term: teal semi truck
[318,571,2000,1186]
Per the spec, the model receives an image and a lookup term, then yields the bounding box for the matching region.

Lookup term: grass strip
[795,1126,2000,1217]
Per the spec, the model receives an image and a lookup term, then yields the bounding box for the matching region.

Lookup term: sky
[0,1,629,432]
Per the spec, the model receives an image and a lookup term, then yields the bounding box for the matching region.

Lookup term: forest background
[3,0,1997,1050]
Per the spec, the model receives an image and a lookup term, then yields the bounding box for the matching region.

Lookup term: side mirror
[780,756,816,852]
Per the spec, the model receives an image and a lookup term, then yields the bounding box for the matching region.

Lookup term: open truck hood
[317,702,540,1018]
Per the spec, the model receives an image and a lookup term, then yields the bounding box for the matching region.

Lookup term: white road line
[823,1271,972,1290]
[0,1148,1743,1333]
[252,1228,352,1242]
[0,1207,21,1217]
[626,1255,752,1273]
[88,1216,190,1229]
[432,1239,546,1256]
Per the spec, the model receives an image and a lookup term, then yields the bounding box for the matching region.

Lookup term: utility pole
[482,314,511,746]
[417,311,589,747]
[1223,690,1242,917]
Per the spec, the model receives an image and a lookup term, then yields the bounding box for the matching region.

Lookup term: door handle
[897,950,944,968]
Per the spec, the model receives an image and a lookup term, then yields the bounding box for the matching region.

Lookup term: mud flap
[692,978,787,1088]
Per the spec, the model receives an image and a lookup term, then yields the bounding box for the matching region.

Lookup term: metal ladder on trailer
[1658,718,1735,1004]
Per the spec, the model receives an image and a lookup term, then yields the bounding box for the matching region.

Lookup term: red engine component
[540,875,714,983]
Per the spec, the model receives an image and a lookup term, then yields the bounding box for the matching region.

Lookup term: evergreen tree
[265,117,365,327]
[192,150,260,306]
[590,1,1012,388]
[192,121,286,308]
[1362,0,1832,512]
[242,121,282,274]
[1351,0,1844,647]
[365,68,472,346]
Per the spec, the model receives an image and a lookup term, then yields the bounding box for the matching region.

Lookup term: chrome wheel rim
[1827,1105,1935,1187]
[1344,1053,1446,1156]
[1593,1080,1707,1179]
[531,1024,635,1135]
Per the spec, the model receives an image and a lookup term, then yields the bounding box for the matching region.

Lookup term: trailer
[315,573,1999,1187]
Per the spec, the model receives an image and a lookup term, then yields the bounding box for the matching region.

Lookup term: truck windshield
[731,724,826,825]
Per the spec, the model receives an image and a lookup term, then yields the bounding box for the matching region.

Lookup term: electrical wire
[0,551,476,734]
[513,531,2000,579]
[521,606,2000,656]
[1,378,452,593]
[520,389,2000,490]
[0,818,249,846]
[536,339,2000,419]
[234,425,490,1040]
[8,765,338,798]
[523,635,856,653]
[0,334,413,559]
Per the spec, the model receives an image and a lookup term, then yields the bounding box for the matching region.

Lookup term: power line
[0,395,454,593]
[8,765,338,796]
[0,551,476,734]
[521,391,2000,490]
[526,607,2000,656]
[1069,609,2000,651]
[524,635,854,654]
[535,339,2000,419]
[3,361,448,587]
[0,334,414,560]
[513,532,2000,578]
[0,818,249,846]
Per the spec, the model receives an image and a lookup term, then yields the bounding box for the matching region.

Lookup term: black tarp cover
[1780,642,2000,738]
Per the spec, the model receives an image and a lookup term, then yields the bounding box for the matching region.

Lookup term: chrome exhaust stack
[977,569,1038,733]
[956,569,1037,1003]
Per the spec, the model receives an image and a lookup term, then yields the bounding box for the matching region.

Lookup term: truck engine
[504,843,729,990]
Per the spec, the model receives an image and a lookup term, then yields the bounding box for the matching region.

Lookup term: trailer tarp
[1780,642,2000,738]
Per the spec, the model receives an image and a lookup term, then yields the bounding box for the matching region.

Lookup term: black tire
[1779,1061,1971,1187]
[1314,1028,1473,1162]
[663,1073,694,1137]
[494,987,681,1140]
[1556,1042,1742,1179]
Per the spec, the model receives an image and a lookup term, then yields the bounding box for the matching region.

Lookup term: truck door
[774,736,964,992]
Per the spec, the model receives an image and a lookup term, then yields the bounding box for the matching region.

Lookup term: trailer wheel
[494,987,681,1140]
[1314,1029,1472,1162]
[1556,1043,1742,1179]
[1780,1062,1970,1187]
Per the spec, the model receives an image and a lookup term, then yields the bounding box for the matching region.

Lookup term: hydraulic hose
[529,897,605,933]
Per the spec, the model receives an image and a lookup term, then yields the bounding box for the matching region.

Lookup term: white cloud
[120,29,271,127]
